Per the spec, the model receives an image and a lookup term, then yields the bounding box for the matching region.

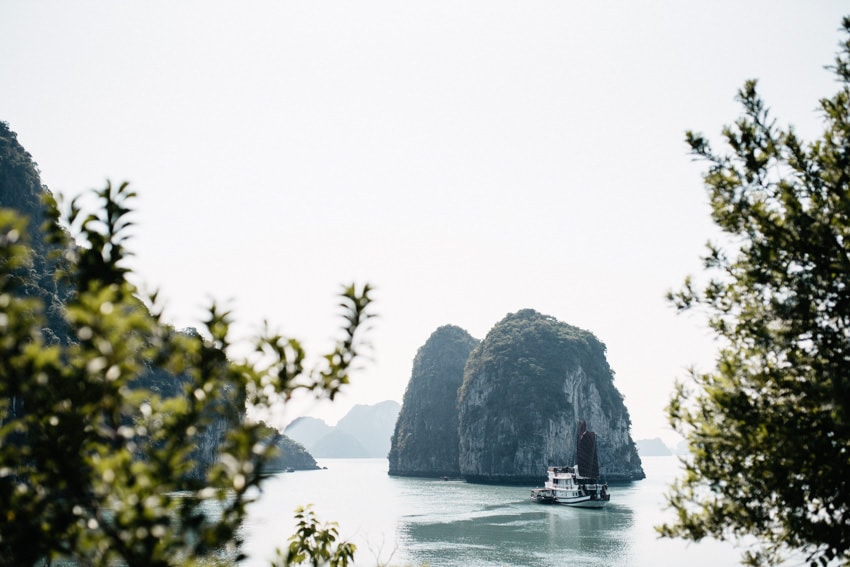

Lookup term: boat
[530,420,610,508]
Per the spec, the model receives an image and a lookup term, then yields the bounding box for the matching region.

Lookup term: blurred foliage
[0,179,372,566]
[272,505,355,567]
[660,16,850,567]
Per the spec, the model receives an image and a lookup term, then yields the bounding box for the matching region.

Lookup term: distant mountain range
[634,438,672,456]
[635,437,689,456]
[284,400,400,458]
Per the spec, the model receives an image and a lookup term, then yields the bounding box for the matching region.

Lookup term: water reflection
[397,484,633,567]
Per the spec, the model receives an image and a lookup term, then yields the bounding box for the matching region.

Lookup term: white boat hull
[531,489,609,508]
[530,464,610,509]
[556,495,608,509]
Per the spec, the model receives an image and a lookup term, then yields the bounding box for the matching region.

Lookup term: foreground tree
[0,181,372,566]
[661,18,850,566]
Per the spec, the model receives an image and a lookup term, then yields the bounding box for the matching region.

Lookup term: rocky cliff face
[193,416,232,477]
[0,122,49,239]
[388,325,479,477]
[0,121,70,339]
[389,310,644,483]
[458,309,643,482]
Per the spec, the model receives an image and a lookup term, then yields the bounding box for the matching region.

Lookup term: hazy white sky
[2,1,847,442]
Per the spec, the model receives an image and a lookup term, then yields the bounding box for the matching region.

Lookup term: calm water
[241,456,747,566]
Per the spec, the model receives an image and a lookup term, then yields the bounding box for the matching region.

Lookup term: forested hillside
[0,121,312,476]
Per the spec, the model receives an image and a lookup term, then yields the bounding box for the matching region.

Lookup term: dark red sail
[576,420,599,478]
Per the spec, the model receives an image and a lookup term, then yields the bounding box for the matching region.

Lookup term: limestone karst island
[389,309,645,484]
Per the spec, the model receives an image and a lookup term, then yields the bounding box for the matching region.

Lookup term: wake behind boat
[530,420,610,508]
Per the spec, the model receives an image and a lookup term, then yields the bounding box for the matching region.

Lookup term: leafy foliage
[0,181,371,566]
[272,505,356,567]
[661,17,850,567]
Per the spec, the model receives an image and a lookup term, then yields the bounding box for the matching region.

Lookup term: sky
[2,1,848,445]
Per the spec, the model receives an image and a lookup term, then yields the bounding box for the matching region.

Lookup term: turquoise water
[241,456,747,566]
